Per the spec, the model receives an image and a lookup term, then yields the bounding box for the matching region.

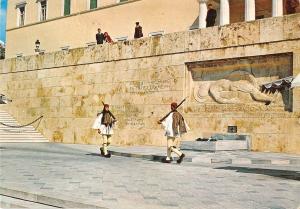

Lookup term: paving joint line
[0,187,107,209]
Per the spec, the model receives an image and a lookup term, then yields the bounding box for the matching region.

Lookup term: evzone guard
[158,99,189,164]
[92,103,117,158]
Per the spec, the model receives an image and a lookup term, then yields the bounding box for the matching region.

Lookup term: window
[16,2,26,27]
[18,6,25,26]
[39,0,47,21]
[64,0,71,16]
[90,0,97,9]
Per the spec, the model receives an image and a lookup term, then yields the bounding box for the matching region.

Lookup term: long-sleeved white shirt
[162,113,189,138]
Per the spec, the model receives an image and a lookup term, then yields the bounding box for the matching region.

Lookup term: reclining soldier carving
[194,73,275,104]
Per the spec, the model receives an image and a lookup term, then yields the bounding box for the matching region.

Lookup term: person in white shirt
[158,102,188,164]
[92,104,116,158]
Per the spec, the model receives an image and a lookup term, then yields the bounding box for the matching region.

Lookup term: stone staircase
[0,110,48,143]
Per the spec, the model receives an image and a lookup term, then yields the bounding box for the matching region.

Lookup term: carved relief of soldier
[92,103,117,158]
[194,72,279,106]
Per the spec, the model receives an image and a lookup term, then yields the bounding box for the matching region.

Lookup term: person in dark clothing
[96,28,105,44]
[286,0,299,14]
[206,4,217,27]
[134,22,143,39]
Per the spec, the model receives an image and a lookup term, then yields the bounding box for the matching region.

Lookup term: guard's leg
[102,135,111,158]
[162,136,173,163]
[166,136,173,160]
[106,135,112,155]
[99,131,104,156]
[107,135,111,146]
[175,137,181,151]
[102,135,108,155]
[169,137,185,164]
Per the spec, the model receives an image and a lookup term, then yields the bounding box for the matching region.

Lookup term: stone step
[0,110,48,143]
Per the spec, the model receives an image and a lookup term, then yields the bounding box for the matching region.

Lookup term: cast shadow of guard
[215,166,300,181]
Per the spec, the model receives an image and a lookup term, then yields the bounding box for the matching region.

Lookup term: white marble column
[199,0,208,29]
[245,0,256,21]
[272,0,283,17]
[220,0,230,26]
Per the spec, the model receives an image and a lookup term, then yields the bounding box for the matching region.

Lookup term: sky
[0,0,7,44]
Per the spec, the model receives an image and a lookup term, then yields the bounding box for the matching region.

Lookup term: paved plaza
[0,143,299,209]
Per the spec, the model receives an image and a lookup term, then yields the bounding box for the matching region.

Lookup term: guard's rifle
[158,97,187,124]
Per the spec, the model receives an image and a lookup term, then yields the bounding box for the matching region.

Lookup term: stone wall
[1,14,300,153]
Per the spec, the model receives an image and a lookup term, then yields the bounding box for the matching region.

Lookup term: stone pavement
[0,143,300,209]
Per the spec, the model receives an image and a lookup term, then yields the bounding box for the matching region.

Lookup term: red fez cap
[171,102,177,109]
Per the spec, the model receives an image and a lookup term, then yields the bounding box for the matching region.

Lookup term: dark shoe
[161,158,172,163]
[104,153,111,158]
[177,154,185,164]
[100,147,104,156]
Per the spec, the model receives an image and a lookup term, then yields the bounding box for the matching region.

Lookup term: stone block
[4,59,16,73]
[251,133,289,153]
[94,43,110,62]
[15,57,27,72]
[132,38,152,58]
[200,26,221,49]
[181,140,250,151]
[185,29,201,52]
[161,32,187,54]
[283,14,300,40]
[219,21,260,47]
[260,16,284,43]
[150,36,163,56]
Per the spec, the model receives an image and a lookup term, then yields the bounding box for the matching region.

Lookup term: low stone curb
[194,157,300,165]
[0,187,107,209]
[109,150,300,166]
[0,140,49,143]
[109,150,193,163]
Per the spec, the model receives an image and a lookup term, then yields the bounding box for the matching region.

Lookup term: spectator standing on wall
[104,32,114,43]
[96,28,105,44]
[134,22,143,39]
[286,0,300,14]
[206,4,217,27]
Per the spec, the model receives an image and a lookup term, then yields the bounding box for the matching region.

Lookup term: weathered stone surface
[283,14,300,40]
[260,16,284,43]
[200,26,221,49]
[219,21,260,47]
[1,15,300,153]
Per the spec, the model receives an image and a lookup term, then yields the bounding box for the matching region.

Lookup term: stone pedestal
[181,134,251,151]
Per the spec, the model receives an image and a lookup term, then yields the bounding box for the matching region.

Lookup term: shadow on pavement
[86,153,102,157]
[215,166,300,181]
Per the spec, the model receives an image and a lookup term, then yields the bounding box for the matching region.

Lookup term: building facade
[5,0,300,58]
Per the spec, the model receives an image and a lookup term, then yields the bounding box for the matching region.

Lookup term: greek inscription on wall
[127,79,174,93]
[112,105,141,116]
[126,117,145,129]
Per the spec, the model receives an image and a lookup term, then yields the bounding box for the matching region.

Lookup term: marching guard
[92,103,117,158]
[158,101,189,164]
